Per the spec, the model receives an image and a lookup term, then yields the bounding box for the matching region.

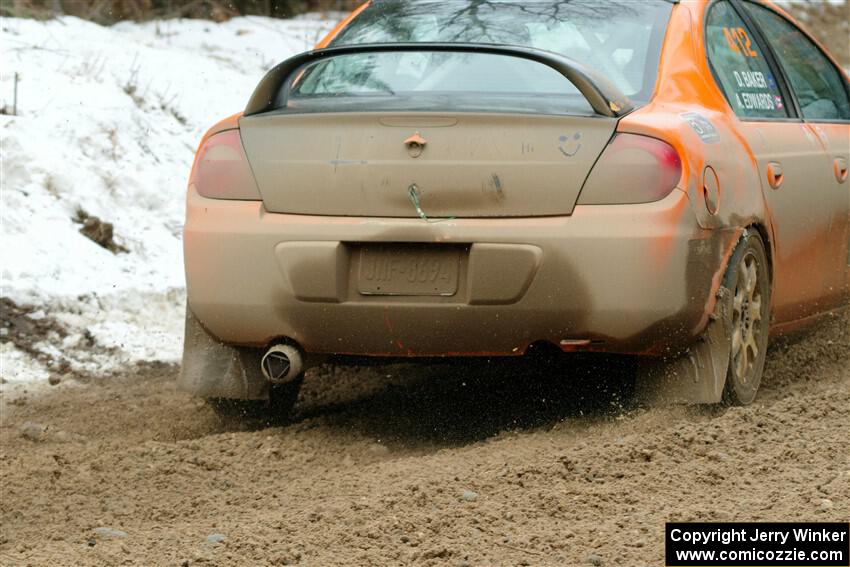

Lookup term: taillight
[577,133,682,205]
[190,129,261,200]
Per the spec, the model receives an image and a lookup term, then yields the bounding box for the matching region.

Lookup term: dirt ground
[1,311,848,567]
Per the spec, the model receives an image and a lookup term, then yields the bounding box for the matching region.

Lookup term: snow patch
[0,14,337,382]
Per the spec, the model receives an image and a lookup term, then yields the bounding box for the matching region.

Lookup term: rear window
[284,0,673,115]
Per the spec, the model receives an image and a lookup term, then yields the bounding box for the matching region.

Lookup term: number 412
[724,27,758,58]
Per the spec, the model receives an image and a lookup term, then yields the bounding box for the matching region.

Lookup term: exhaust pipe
[261,343,304,384]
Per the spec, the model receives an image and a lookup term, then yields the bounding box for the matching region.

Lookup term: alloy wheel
[730,252,764,387]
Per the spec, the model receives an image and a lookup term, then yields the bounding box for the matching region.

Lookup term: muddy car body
[180,0,850,411]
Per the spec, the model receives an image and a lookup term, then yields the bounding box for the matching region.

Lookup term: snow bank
[0,14,337,382]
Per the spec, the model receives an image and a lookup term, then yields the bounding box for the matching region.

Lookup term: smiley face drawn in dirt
[558,133,582,157]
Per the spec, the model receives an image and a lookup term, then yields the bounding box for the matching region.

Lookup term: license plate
[358,246,461,296]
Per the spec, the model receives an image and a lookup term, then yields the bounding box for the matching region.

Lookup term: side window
[705,1,789,119]
[743,2,850,121]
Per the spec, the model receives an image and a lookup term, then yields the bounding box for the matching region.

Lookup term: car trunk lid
[239,111,617,218]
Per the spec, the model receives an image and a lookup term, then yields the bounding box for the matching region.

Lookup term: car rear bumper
[184,186,739,357]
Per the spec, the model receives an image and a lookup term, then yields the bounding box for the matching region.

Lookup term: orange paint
[612,0,848,329]
[314,1,370,49]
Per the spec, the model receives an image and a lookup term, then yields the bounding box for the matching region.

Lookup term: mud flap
[635,287,733,405]
[178,308,269,400]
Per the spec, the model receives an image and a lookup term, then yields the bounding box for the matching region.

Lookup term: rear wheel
[633,228,771,406]
[723,230,771,405]
[208,376,304,421]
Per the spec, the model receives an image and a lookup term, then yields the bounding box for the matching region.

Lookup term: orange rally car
[179,0,850,416]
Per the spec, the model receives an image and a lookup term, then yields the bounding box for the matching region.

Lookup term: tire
[722,229,771,405]
[208,375,304,421]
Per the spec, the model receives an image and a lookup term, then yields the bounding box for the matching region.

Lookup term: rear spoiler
[244,42,634,118]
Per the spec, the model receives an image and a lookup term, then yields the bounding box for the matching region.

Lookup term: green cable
[408,184,456,224]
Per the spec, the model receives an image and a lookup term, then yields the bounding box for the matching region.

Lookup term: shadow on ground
[281,353,639,446]
[225,310,850,447]
[285,309,850,447]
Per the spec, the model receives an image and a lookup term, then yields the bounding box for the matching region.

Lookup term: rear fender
[620,106,768,231]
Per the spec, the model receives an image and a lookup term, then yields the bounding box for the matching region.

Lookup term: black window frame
[733,0,850,125]
[703,0,800,123]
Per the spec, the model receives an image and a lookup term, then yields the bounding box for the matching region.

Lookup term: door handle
[835,158,848,184]
[766,162,784,190]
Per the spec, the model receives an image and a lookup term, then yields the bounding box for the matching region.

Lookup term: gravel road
[1,311,848,566]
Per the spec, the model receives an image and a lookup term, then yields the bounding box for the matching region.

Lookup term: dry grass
[0,0,360,22]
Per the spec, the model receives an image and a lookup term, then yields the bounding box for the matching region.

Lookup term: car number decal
[723,27,758,58]
[681,112,720,144]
